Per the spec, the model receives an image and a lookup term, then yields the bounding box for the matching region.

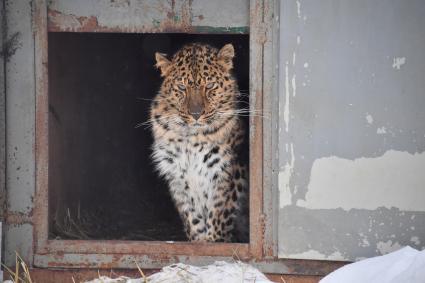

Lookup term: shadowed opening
[48,32,249,241]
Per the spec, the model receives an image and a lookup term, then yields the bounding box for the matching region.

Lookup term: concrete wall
[278,0,425,261]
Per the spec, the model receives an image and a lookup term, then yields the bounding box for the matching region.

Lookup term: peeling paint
[47,1,249,34]
[284,250,346,261]
[376,240,402,254]
[410,236,420,245]
[283,62,290,132]
[297,150,425,211]
[377,126,387,134]
[279,206,425,261]
[365,113,374,124]
[296,0,301,19]
[392,57,406,70]
[279,0,425,262]
[291,74,297,97]
[279,143,295,208]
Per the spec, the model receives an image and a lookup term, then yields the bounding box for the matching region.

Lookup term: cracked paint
[279,143,295,208]
[297,150,425,211]
[392,57,406,70]
[376,240,402,254]
[365,113,374,124]
[377,126,387,134]
[283,62,290,132]
[279,0,425,261]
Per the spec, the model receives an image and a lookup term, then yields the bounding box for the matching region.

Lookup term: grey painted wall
[2,0,35,265]
[2,0,425,267]
[278,0,425,260]
[0,0,6,220]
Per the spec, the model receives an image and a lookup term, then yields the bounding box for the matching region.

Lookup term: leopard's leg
[168,178,208,241]
[204,181,238,242]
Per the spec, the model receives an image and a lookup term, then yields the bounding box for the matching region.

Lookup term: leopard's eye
[205,82,215,89]
[177,84,186,91]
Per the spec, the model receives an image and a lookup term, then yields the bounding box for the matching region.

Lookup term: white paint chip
[377,240,402,254]
[279,144,295,208]
[282,249,347,261]
[303,62,309,68]
[410,236,420,245]
[392,57,406,70]
[296,0,301,19]
[366,114,374,124]
[283,62,290,132]
[291,74,297,97]
[377,127,387,134]
[297,150,425,211]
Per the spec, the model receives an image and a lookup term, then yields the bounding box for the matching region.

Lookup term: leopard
[150,43,248,242]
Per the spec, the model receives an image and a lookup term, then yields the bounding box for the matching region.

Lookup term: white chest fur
[153,139,225,214]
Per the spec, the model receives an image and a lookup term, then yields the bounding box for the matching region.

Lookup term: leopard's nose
[190,111,202,120]
[188,94,205,120]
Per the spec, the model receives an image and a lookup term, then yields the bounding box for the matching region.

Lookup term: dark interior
[48,32,249,241]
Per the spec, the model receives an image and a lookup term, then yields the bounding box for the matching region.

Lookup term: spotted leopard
[150,43,248,242]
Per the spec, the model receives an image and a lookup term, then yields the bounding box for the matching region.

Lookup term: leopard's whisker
[216,110,271,120]
[135,114,180,128]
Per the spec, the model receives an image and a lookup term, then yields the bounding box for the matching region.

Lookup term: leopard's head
[152,43,238,133]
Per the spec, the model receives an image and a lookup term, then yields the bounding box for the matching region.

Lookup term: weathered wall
[3,0,35,265]
[47,0,249,33]
[278,0,425,260]
[0,0,6,220]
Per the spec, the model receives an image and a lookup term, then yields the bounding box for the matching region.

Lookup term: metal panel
[248,0,265,260]
[47,0,249,34]
[0,0,6,220]
[33,0,265,269]
[5,0,345,276]
[278,0,425,261]
[262,0,280,258]
[3,0,35,266]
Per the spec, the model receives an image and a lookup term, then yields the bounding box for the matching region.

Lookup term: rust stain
[42,239,250,258]
[5,211,33,225]
[76,15,99,31]
[48,9,101,33]
[33,0,50,257]
[47,5,195,33]
[267,274,323,283]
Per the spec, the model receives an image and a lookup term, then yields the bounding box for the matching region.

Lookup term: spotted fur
[150,43,248,242]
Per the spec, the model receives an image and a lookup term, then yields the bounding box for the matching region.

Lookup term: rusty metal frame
[32,0,263,269]
[46,0,249,34]
[32,0,346,275]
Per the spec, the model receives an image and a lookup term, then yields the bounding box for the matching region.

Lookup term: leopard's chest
[173,141,221,188]
[154,138,229,208]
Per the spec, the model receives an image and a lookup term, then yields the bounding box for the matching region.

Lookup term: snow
[85,261,273,283]
[320,246,425,283]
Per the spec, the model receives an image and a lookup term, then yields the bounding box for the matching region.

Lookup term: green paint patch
[152,19,161,28]
[194,26,249,34]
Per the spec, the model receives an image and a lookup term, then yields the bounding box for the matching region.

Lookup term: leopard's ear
[155,52,172,77]
[217,44,235,71]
